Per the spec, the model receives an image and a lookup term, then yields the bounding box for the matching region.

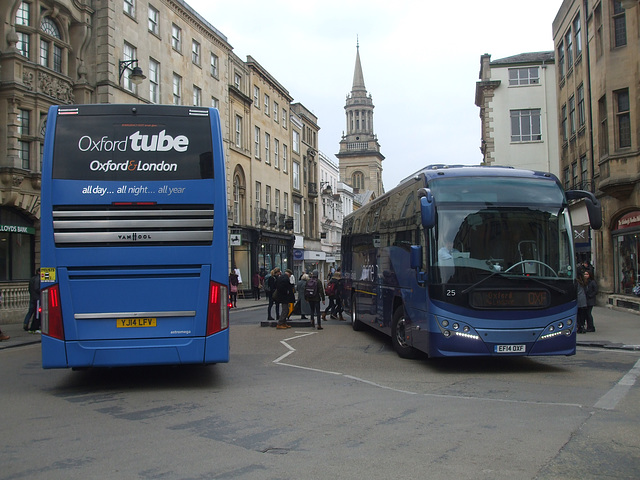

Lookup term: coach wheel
[391,307,418,359]
[352,296,364,331]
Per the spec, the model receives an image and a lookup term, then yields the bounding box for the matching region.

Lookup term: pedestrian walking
[577,273,588,333]
[23,268,41,332]
[265,268,280,320]
[296,274,311,320]
[276,269,295,329]
[584,270,598,332]
[252,271,262,300]
[323,267,345,321]
[228,269,239,308]
[305,270,325,330]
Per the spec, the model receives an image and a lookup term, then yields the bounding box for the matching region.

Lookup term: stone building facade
[553,0,640,310]
[0,0,326,318]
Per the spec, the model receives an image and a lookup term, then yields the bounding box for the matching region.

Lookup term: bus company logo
[90,159,178,173]
[117,233,152,242]
[78,130,189,153]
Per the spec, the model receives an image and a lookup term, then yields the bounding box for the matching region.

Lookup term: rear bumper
[42,330,229,368]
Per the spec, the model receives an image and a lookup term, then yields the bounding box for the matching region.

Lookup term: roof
[491,51,555,66]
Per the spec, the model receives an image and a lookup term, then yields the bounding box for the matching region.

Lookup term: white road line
[594,357,640,410]
[273,332,584,408]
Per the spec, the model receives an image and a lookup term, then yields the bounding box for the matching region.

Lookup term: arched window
[352,171,365,191]
[39,15,64,73]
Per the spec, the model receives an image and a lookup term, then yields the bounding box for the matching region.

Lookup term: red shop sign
[616,211,640,230]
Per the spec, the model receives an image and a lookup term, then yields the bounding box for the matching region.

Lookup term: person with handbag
[228,269,239,308]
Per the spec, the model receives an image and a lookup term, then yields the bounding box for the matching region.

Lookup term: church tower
[336,43,385,198]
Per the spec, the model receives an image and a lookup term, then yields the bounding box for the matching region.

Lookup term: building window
[253,86,260,108]
[264,133,270,164]
[283,144,288,173]
[172,73,181,105]
[598,95,609,157]
[284,193,289,218]
[124,0,135,17]
[510,109,542,142]
[613,1,627,48]
[17,32,29,58]
[273,102,279,122]
[565,29,573,71]
[210,53,219,78]
[293,130,300,153]
[149,58,159,104]
[563,167,570,190]
[192,85,202,106]
[254,126,260,158]
[557,41,565,79]
[40,16,63,73]
[561,104,568,143]
[508,67,539,86]
[282,109,288,128]
[264,94,270,115]
[235,115,242,148]
[572,161,578,188]
[234,72,241,89]
[171,24,182,52]
[265,186,271,213]
[615,89,631,148]
[122,43,139,93]
[569,96,576,135]
[16,2,29,25]
[274,139,279,169]
[352,172,364,191]
[148,5,159,35]
[275,189,280,216]
[293,202,301,234]
[192,40,200,66]
[255,182,261,212]
[574,13,582,57]
[211,97,219,109]
[577,84,585,128]
[293,162,300,190]
[233,175,241,224]
[580,155,588,190]
[18,109,30,170]
[595,5,603,58]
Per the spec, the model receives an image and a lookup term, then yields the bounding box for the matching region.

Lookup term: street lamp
[320,182,333,193]
[119,59,146,85]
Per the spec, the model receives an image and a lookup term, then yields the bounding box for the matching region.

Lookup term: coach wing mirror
[418,188,435,228]
[410,245,427,284]
[565,190,602,230]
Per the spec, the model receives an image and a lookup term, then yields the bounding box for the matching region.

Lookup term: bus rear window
[52,115,214,181]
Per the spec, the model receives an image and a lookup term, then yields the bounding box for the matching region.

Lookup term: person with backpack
[322,267,345,321]
[305,270,325,330]
[265,268,280,321]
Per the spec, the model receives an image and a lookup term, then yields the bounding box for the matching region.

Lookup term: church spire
[336,41,385,198]
[352,40,366,92]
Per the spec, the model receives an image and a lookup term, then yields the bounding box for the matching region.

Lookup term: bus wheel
[352,296,364,331]
[391,307,418,359]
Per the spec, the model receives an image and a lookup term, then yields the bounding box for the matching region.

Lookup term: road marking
[594,357,640,410]
[273,332,584,408]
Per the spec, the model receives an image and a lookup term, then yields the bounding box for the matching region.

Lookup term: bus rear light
[41,285,64,340]
[206,281,229,336]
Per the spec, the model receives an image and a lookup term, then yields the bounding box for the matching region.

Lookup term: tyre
[391,306,418,359]
[352,296,364,331]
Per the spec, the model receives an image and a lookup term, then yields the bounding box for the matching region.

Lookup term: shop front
[612,210,640,297]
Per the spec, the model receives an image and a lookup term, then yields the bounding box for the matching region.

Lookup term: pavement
[1,299,639,352]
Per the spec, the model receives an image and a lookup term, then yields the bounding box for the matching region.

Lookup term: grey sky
[189,0,562,191]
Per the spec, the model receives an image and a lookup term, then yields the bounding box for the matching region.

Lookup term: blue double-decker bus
[341,165,601,359]
[40,104,229,368]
